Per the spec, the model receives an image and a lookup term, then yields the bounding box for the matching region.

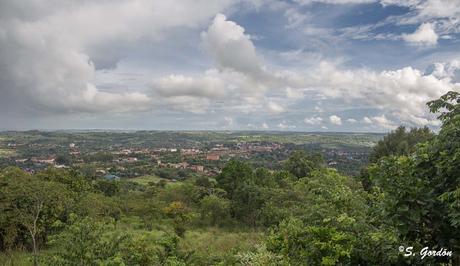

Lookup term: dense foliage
[369,126,434,163]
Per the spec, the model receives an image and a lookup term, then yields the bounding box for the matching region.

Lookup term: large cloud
[148,13,305,114]
[0,0,237,114]
[150,12,459,127]
[201,13,263,78]
[2,1,459,130]
[200,14,306,92]
[308,62,459,126]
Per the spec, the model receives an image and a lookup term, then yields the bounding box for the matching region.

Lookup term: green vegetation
[0,149,14,158]
[233,132,381,147]
[1,92,459,264]
[368,125,434,163]
[131,175,165,186]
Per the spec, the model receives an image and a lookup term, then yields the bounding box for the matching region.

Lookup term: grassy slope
[181,228,263,256]
[0,225,263,266]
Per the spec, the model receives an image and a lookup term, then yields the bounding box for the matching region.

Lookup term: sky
[0,0,459,132]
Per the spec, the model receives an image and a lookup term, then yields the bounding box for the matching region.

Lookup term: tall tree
[283,150,324,179]
[369,126,433,163]
[216,160,254,198]
[0,167,69,265]
[367,91,460,264]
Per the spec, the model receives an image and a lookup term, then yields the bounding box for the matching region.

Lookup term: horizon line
[0,128,389,134]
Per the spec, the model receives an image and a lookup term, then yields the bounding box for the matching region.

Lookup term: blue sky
[0,0,459,131]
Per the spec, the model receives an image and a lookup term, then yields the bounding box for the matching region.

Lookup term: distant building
[31,157,55,164]
[206,154,220,161]
[121,149,132,155]
[190,165,204,172]
[181,148,200,156]
[96,169,107,174]
[172,162,188,169]
[179,162,189,169]
[125,157,138,163]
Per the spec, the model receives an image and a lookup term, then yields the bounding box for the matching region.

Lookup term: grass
[130,175,166,185]
[180,228,264,257]
[0,251,33,266]
[0,218,264,265]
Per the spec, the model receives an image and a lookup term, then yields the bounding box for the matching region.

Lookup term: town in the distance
[0,131,382,182]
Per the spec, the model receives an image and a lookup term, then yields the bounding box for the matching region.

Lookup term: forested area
[1,91,459,265]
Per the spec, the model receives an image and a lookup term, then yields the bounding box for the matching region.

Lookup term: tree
[43,216,182,265]
[365,91,460,264]
[199,195,231,226]
[427,91,460,263]
[231,183,265,226]
[253,168,277,188]
[94,179,120,197]
[195,176,213,188]
[236,245,287,266]
[283,150,324,179]
[216,160,270,226]
[163,201,192,237]
[361,126,433,191]
[36,167,92,194]
[427,91,460,124]
[55,154,71,165]
[216,160,254,199]
[266,168,401,265]
[267,218,354,266]
[368,156,434,243]
[72,192,122,222]
[0,167,69,265]
[369,126,433,163]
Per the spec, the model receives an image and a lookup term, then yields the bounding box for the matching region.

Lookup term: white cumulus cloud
[309,62,460,127]
[402,23,438,46]
[304,116,323,125]
[0,1,237,114]
[201,13,263,79]
[363,117,373,124]
[329,115,342,125]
